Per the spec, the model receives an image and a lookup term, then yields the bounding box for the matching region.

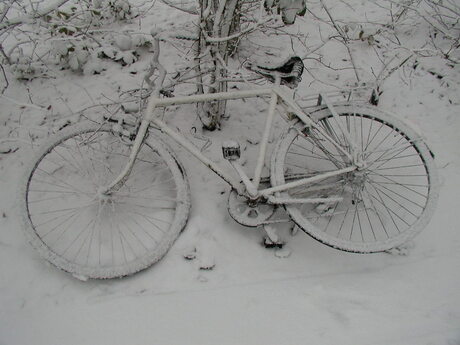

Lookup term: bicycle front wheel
[271,104,438,253]
[20,123,190,279]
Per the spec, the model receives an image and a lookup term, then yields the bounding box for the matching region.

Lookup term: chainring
[227,189,276,227]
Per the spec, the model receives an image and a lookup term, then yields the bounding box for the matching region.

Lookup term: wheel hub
[346,170,371,205]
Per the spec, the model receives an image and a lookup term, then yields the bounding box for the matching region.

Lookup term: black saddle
[245,56,304,89]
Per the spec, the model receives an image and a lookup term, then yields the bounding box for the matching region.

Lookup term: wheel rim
[25,128,185,276]
[275,108,435,252]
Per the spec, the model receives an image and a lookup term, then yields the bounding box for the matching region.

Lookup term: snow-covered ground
[1,0,460,344]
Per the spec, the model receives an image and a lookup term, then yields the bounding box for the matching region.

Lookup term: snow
[1,0,460,344]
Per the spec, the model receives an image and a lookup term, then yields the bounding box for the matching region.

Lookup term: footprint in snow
[181,216,216,271]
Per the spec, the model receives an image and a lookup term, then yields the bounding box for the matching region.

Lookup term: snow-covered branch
[144,35,167,94]
[0,0,71,31]
[202,17,272,43]
[160,0,199,15]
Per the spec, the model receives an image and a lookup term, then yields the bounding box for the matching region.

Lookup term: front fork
[100,83,166,196]
[99,118,150,195]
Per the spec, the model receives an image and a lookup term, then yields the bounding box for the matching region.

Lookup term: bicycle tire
[271,104,439,253]
[20,123,190,279]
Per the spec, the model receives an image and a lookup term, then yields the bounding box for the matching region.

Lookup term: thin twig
[0,94,47,110]
[160,0,198,15]
[0,64,8,94]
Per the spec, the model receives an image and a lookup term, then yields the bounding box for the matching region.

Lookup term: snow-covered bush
[99,34,151,66]
[372,0,459,64]
[265,0,306,25]
[11,54,46,80]
[0,0,144,81]
[107,0,132,20]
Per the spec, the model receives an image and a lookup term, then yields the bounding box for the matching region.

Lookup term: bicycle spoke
[367,170,428,199]
[364,120,385,153]
[34,168,89,194]
[23,125,190,278]
[28,195,78,204]
[120,217,149,252]
[127,214,161,243]
[287,149,338,164]
[369,180,425,210]
[363,183,389,239]
[366,141,411,170]
[368,153,421,166]
[291,142,342,162]
[275,105,436,252]
[30,178,86,195]
[361,189,377,241]
[368,182,422,218]
[118,224,137,262]
[84,208,100,266]
[374,163,426,171]
[337,207,350,237]
[50,207,90,248]
[28,189,91,195]
[322,186,345,233]
[116,201,176,210]
[373,180,428,188]
[70,218,96,263]
[62,216,97,257]
[39,207,85,237]
[368,183,408,230]
[31,203,94,216]
[73,137,100,186]
[127,209,172,227]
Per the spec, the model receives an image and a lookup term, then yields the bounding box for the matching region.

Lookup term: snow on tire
[19,123,190,279]
[271,104,439,253]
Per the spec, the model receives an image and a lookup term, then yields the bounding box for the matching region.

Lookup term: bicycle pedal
[263,237,284,249]
[222,140,240,160]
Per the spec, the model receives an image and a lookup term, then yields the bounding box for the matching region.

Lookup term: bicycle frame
[103,85,358,205]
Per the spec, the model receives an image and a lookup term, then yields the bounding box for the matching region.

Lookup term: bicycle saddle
[245,56,304,89]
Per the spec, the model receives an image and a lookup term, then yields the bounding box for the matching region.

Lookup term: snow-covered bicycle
[20,37,439,279]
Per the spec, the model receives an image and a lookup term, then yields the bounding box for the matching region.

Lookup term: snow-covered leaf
[83,59,105,75]
[76,49,89,64]
[116,51,137,65]
[53,42,70,56]
[115,34,133,51]
[278,0,306,24]
[57,26,76,36]
[101,47,117,59]
[68,54,80,71]
[132,35,151,48]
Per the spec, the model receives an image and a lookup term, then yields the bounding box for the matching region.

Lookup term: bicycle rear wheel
[20,123,190,279]
[271,104,438,253]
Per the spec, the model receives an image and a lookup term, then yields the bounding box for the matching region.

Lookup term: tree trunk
[196,0,241,130]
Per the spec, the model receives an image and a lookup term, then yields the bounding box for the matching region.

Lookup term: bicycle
[20,37,439,279]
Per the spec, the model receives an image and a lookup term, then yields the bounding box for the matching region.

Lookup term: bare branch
[160,0,198,15]
[319,0,361,82]
[202,16,273,43]
[144,36,167,94]
[0,94,48,110]
[0,64,8,94]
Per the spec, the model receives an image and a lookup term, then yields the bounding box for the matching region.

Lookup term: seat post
[252,81,279,189]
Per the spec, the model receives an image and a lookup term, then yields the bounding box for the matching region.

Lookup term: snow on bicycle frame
[101,38,357,207]
[20,34,438,279]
